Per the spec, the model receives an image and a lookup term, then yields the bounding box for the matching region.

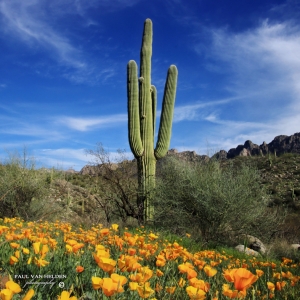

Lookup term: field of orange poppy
[0,217,299,299]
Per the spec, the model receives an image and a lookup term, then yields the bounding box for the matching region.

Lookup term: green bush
[0,151,50,221]
[267,238,300,262]
[152,156,287,245]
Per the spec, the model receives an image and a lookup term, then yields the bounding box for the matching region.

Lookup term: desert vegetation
[0,147,300,299]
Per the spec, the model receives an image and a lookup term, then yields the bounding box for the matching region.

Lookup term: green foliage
[0,150,50,220]
[0,149,83,224]
[267,238,300,262]
[152,156,287,245]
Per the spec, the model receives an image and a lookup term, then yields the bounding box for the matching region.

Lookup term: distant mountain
[79,132,300,175]
[79,149,211,176]
[213,132,300,160]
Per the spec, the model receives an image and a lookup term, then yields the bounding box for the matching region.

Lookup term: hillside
[1,133,300,244]
[51,151,300,242]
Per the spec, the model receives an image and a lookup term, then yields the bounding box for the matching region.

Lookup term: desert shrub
[86,143,141,224]
[267,238,300,262]
[0,151,50,221]
[153,156,287,245]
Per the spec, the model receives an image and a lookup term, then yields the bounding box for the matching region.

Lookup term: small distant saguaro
[127,18,178,222]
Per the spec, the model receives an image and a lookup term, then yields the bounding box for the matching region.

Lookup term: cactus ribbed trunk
[127,19,178,222]
[137,155,155,221]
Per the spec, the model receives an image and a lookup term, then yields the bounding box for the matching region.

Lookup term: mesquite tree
[127,18,178,222]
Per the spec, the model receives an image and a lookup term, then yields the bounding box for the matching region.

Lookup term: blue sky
[1,0,300,171]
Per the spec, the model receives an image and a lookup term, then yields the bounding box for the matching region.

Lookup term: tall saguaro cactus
[127,18,178,222]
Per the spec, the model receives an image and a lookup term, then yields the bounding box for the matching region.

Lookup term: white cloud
[58,114,127,131]
[203,20,300,105]
[2,126,62,139]
[0,0,126,84]
[183,19,300,153]
[41,148,87,161]
[36,147,135,171]
[0,0,86,69]
[181,110,300,155]
[172,96,243,122]
[35,148,90,170]
[68,0,141,14]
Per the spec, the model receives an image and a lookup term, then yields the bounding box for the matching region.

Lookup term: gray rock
[213,132,300,159]
[79,132,300,176]
[290,244,300,250]
[239,148,251,157]
[240,234,267,254]
[212,150,227,160]
[235,245,260,257]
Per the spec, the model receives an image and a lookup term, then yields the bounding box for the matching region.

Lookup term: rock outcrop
[79,150,210,177]
[214,132,300,160]
[163,149,210,164]
[79,132,300,175]
[80,163,119,176]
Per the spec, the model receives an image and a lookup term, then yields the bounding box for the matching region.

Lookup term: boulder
[290,244,300,250]
[235,245,260,257]
[239,234,267,254]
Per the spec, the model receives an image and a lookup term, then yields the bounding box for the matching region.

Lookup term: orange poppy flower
[136,282,154,299]
[76,266,84,273]
[22,288,35,300]
[233,268,258,292]
[186,285,206,300]
[204,265,217,277]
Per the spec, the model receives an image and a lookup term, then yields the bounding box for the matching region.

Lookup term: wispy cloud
[0,105,18,114]
[182,109,300,155]
[0,0,86,69]
[1,125,63,140]
[58,114,128,131]
[202,20,300,106]
[172,96,244,122]
[0,0,137,85]
[70,0,141,15]
[36,147,135,171]
[164,18,300,155]
[182,20,300,150]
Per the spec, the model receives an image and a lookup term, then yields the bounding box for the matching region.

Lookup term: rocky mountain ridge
[215,132,300,159]
[79,132,300,175]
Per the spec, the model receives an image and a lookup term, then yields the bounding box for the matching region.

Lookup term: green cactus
[127,18,178,222]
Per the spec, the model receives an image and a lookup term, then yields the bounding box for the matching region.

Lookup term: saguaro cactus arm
[127,60,143,158]
[154,65,178,159]
[140,19,152,88]
[139,19,154,158]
